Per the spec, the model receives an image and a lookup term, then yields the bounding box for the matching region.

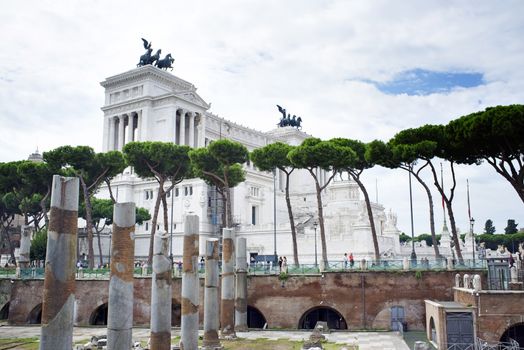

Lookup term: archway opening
[172,300,181,327]
[89,303,108,326]
[0,302,9,320]
[500,323,524,347]
[298,306,347,330]
[247,306,267,329]
[429,317,437,343]
[27,303,42,324]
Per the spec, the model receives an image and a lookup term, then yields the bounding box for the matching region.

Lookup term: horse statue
[296,116,302,129]
[147,49,161,65]
[156,53,174,70]
[137,38,153,67]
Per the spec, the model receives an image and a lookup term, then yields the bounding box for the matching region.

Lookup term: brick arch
[172,298,181,327]
[298,305,347,330]
[370,300,425,331]
[27,303,42,324]
[499,322,524,347]
[89,302,108,325]
[0,301,9,320]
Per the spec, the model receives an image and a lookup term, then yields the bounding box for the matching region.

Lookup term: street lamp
[170,187,174,262]
[273,169,277,261]
[108,231,112,267]
[313,221,318,267]
[408,169,417,263]
[470,217,475,267]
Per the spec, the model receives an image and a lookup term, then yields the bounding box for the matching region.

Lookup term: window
[175,188,179,197]
[184,187,189,196]
[189,186,193,195]
[145,222,149,231]
[251,206,258,225]
[166,189,171,198]
[250,186,259,197]
[145,190,153,200]
[145,190,149,200]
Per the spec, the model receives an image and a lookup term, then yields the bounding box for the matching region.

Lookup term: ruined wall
[6,271,469,331]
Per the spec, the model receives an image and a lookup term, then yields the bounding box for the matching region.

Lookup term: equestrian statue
[137,38,175,71]
[276,105,302,129]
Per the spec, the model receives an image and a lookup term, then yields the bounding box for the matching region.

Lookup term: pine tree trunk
[446,199,464,263]
[40,187,50,229]
[97,230,103,266]
[351,174,380,261]
[411,170,440,259]
[148,180,164,264]
[309,170,328,267]
[80,177,95,269]
[284,172,299,266]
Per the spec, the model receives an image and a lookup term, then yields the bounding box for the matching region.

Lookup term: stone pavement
[0,326,410,350]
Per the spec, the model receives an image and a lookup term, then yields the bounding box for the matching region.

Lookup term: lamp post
[273,169,277,261]
[470,217,475,267]
[170,187,174,262]
[108,231,112,267]
[409,169,417,263]
[313,221,318,267]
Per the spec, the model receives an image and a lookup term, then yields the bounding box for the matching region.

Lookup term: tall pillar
[103,115,110,151]
[150,230,172,349]
[203,238,222,349]
[18,225,31,268]
[220,228,236,337]
[179,110,186,145]
[118,115,125,151]
[235,237,248,331]
[40,175,79,350]
[126,113,134,145]
[188,112,195,147]
[180,215,199,350]
[199,113,207,147]
[107,202,136,350]
[172,108,178,144]
[136,111,142,141]
[108,117,116,150]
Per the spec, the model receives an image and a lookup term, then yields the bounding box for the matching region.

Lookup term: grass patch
[0,337,39,350]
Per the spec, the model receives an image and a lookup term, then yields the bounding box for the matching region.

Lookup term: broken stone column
[473,274,481,292]
[19,225,31,268]
[40,175,79,350]
[402,257,409,270]
[203,238,222,350]
[150,230,172,350]
[107,202,136,350]
[220,228,236,337]
[235,237,248,332]
[180,214,199,350]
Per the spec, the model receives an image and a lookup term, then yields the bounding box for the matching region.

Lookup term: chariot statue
[276,105,302,129]
[137,38,166,68]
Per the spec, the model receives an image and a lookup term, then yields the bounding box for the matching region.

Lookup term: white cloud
[0,0,523,235]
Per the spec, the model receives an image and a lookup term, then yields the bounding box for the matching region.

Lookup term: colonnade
[106,108,204,151]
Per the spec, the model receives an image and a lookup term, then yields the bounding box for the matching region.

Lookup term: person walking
[343,253,348,269]
[278,256,283,272]
[282,256,288,273]
[349,253,354,269]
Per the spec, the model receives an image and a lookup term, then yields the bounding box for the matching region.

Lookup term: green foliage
[484,219,496,234]
[504,219,518,234]
[278,272,289,281]
[30,229,47,261]
[288,138,355,171]
[123,142,191,183]
[478,232,524,252]
[250,142,294,172]
[415,270,423,279]
[399,232,411,243]
[189,140,248,190]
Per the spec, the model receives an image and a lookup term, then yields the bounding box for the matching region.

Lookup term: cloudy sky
[1,0,523,237]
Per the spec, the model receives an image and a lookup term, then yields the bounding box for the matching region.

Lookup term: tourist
[343,253,348,269]
[509,254,515,268]
[349,253,354,268]
[278,256,283,272]
[200,256,205,271]
[283,256,288,273]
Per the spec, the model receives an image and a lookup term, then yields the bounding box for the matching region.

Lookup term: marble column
[172,108,178,144]
[188,112,195,147]
[118,115,125,151]
[199,113,206,147]
[220,228,236,337]
[40,175,79,350]
[108,117,116,150]
[107,202,136,350]
[136,111,142,141]
[203,238,222,349]
[126,113,134,145]
[179,110,186,145]
[102,115,110,151]
[18,225,31,268]
[150,230,172,349]
[180,215,199,350]
[234,237,248,331]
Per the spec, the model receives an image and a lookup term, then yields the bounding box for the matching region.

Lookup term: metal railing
[446,337,520,350]
[0,258,489,280]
